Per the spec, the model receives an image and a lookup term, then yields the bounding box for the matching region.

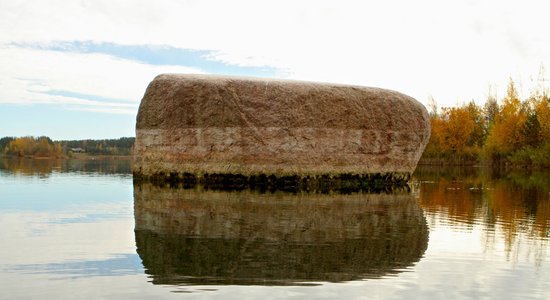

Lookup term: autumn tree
[440,106,475,154]
[533,92,550,142]
[484,93,499,127]
[6,137,35,156]
[5,136,62,158]
[466,101,486,148]
[485,79,527,157]
[421,73,549,167]
[423,100,448,157]
[422,102,478,162]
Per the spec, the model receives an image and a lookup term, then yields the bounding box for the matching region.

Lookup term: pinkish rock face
[134,74,430,180]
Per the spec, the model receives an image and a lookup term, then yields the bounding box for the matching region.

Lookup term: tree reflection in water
[414,166,550,265]
[133,184,429,286]
[0,157,132,176]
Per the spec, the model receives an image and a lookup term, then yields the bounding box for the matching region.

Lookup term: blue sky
[15,41,280,77]
[0,41,282,139]
[0,40,281,139]
[1,0,549,139]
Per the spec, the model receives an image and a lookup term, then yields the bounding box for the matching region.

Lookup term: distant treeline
[59,137,135,155]
[0,136,135,158]
[422,78,550,168]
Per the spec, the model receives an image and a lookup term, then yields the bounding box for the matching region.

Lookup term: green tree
[0,137,15,153]
[466,101,486,148]
[534,93,550,142]
[521,112,542,147]
[484,94,499,127]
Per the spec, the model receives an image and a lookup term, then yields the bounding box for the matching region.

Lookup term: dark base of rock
[132,172,411,194]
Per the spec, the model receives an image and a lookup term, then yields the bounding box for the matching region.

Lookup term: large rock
[133,74,430,182]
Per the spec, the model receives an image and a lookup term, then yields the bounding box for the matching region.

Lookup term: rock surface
[134,74,430,180]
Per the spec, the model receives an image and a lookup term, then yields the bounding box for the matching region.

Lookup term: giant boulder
[133,74,430,183]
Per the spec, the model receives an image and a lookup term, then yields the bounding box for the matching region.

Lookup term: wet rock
[133,74,430,181]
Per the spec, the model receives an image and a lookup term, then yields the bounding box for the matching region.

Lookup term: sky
[1,0,549,140]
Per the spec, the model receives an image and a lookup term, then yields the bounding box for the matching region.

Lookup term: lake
[0,158,548,299]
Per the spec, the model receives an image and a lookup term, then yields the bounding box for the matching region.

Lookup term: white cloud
[1,0,549,110]
[0,45,204,113]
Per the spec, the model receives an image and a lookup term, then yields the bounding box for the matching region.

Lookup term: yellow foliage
[486,80,528,155]
[535,95,550,140]
[5,136,62,158]
[440,107,475,153]
[418,77,550,165]
[423,104,480,160]
[424,115,445,154]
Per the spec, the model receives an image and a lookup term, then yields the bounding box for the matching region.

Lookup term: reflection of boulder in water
[134,184,428,285]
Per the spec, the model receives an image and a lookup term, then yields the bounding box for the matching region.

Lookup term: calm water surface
[0,158,548,299]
